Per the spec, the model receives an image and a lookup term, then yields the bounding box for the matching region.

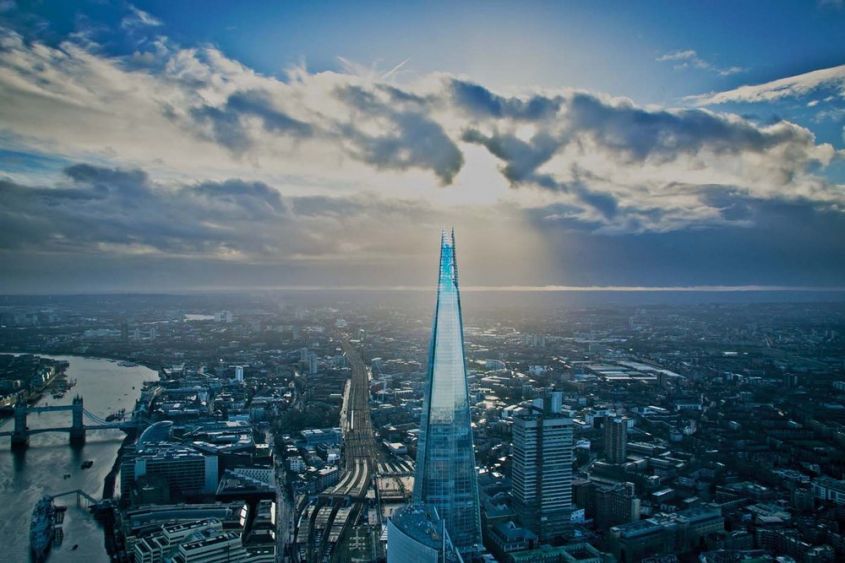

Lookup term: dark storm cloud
[527,197,845,286]
[0,164,295,255]
[571,182,619,219]
[65,163,150,191]
[461,129,561,183]
[193,179,288,218]
[179,79,835,224]
[565,93,813,163]
[449,79,562,120]
[334,85,464,184]
[462,90,823,197]
[191,90,313,152]
[340,111,464,184]
[376,83,430,105]
[528,181,765,233]
[452,86,841,234]
[188,82,464,184]
[527,169,620,220]
[461,125,621,219]
[452,81,815,165]
[190,105,254,153]
[226,90,313,136]
[0,163,439,265]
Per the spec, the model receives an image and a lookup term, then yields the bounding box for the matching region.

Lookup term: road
[276,378,301,561]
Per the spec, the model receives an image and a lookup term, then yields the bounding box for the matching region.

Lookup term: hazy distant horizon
[3,286,845,309]
[3,283,845,294]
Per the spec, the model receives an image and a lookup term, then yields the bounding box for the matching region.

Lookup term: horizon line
[2,284,845,296]
[204,284,845,293]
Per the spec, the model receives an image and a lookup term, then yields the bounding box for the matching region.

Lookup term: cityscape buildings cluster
[0,233,844,562]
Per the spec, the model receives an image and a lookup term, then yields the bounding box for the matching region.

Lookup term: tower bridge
[0,395,141,449]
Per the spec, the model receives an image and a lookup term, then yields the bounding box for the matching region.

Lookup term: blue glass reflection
[413,229,482,551]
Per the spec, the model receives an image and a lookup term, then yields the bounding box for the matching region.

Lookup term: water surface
[0,355,155,561]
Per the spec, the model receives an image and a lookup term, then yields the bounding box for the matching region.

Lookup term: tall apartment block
[604,416,628,464]
[512,392,574,542]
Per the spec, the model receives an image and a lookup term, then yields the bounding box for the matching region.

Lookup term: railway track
[297,338,384,562]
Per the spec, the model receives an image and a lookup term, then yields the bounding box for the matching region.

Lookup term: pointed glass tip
[438,228,458,288]
[441,227,454,248]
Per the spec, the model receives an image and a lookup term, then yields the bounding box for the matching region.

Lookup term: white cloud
[688,63,845,105]
[121,5,163,29]
[657,49,745,77]
[0,27,841,241]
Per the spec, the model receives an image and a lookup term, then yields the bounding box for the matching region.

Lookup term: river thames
[0,355,156,561]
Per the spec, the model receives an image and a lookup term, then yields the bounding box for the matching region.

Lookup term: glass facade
[413,230,482,551]
[387,503,462,563]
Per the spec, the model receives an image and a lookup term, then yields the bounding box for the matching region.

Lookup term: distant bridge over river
[0,396,141,448]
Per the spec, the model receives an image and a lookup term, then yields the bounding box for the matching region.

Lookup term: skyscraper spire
[413,228,482,552]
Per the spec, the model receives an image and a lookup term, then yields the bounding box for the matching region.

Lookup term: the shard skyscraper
[413,229,482,552]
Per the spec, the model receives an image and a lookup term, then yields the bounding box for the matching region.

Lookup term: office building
[413,230,483,552]
[511,393,573,542]
[134,534,168,563]
[604,417,628,464]
[214,310,233,323]
[387,503,462,563]
[594,482,640,530]
[171,529,249,562]
[509,542,606,563]
[300,427,342,446]
[812,476,845,504]
[608,505,724,561]
[133,519,226,563]
[487,520,537,561]
[121,442,218,502]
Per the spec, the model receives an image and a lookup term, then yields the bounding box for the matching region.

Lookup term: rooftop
[389,503,448,551]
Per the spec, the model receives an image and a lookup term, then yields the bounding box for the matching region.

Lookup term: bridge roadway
[0,422,134,438]
[0,403,137,439]
[24,405,79,413]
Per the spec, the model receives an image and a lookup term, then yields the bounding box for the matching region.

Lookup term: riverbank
[0,353,70,410]
[101,430,137,559]
[0,347,161,375]
[0,350,160,413]
[103,432,135,501]
[0,355,157,561]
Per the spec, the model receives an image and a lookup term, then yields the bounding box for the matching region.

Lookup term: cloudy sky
[1,0,844,293]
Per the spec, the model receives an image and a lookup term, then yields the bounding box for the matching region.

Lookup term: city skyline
[2,4,845,559]
[1,258,844,560]
[1,1,844,293]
